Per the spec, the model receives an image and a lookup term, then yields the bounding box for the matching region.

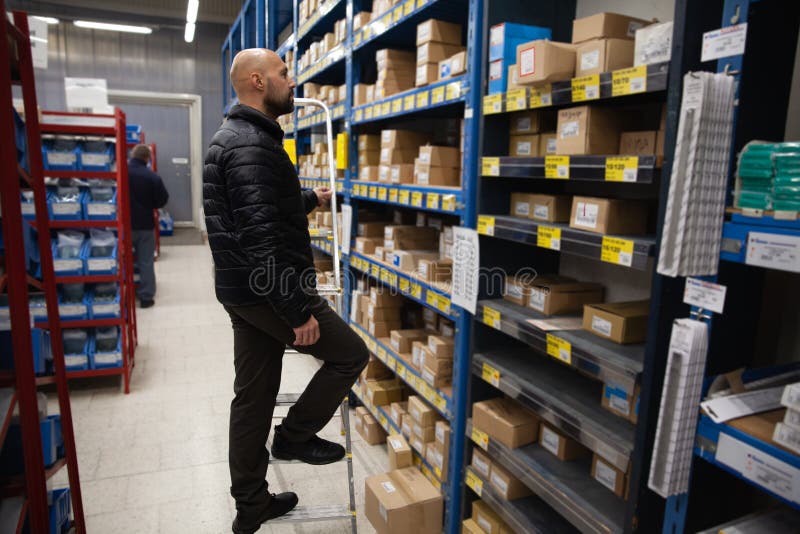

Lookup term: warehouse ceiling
[10,0,244,27]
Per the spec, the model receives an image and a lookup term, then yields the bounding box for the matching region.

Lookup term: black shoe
[232,492,298,534]
[139,299,155,308]
[271,424,345,465]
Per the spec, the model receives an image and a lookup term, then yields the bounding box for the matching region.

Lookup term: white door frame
[106,89,204,230]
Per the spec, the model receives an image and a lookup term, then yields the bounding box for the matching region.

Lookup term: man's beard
[264,92,293,117]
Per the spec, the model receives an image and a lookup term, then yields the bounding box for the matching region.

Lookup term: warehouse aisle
[53,244,384,533]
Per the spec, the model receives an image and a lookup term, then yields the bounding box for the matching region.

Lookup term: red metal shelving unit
[1,8,86,532]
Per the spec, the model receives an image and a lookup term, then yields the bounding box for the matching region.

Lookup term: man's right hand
[293,314,320,346]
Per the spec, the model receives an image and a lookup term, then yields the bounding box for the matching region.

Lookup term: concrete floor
[51,244,386,533]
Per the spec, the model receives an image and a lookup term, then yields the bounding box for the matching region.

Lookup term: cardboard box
[473,398,539,449]
[359,221,387,237]
[390,250,440,271]
[368,303,402,322]
[419,145,461,168]
[381,129,429,149]
[417,19,461,46]
[507,64,522,91]
[539,132,558,155]
[390,329,429,354]
[503,275,535,306]
[370,288,404,307]
[369,319,402,339]
[401,416,413,439]
[572,12,651,44]
[489,22,552,61]
[528,278,604,316]
[489,461,532,500]
[422,363,451,388]
[471,448,492,478]
[417,258,452,283]
[413,421,436,442]
[391,164,415,184]
[435,420,450,450]
[381,147,418,165]
[359,134,381,151]
[592,453,628,497]
[602,382,641,423]
[619,131,658,156]
[384,225,439,249]
[360,413,388,445]
[575,38,634,76]
[364,467,443,534]
[569,196,647,235]
[415,163,460,187]
[539,423,590,461]
[516,40,576,85]
[510,111,551,135]
[472,500,513,534]
[427,441,448,477]
[354,83,370,106]
[390,401,408,425]
[366,379,404,406]
[527,193,572,223]
[510,134,540,157]
[417,42,464,65]
[409,435,426,456]
[427,335,454,359]
[376,48,416,64]
[438,51,467,79]
[556,105,621,155]
[356,237,383,255]
[408,395,440,426]
[411,341,431,370]
[378,165,393,183]
[360,166,379,181]
[634,21,673,66]
[415,63,439,87]
[365,355,394,380]
[388,434,413,469]
[462,519,483,534]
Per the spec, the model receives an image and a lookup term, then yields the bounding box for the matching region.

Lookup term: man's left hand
[313,187,333,207]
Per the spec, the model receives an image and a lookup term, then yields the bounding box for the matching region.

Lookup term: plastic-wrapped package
[56,231,84,259]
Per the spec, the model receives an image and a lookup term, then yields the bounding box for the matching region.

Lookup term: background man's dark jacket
[128,158,169,230]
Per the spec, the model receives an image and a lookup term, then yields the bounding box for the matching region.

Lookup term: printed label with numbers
[482,306,501,329]
[545,155,570,179]
[441,195,456,211]
[483,94,503,114]
[416,91,430,108]
[388,189,399,203]
[477,215,495,236]
[404,94,416,111]
[530,84,552,107]
[426,193,439,209]
[431,86,445,104]
[404,0,414,15]
[546,334,572,365]
[377,187,388,201]
[612,65,647,96]
[572,74,600,101]
[605,156,639,182]
[537,226,561,250]
[446,82,460,100]
[482,157,500,176]
[466,470,483,496]
[471,428,489,450]
[601,237,634,267]
[411,191,423,207]
[399,190,410,205]
[481,363,500,387]
[506,88,527,111]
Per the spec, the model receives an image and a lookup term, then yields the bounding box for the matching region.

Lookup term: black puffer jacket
[203,105,318,327]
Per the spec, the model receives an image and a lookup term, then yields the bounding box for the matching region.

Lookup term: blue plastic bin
[13,107,28,171]
[489,22,552,61]
[83,239,118,275]
[42,139,80,171]
[0,417,58,475]
[159,209,174,236]
[48,188,86,221]
[52,237,85,276]
[58,285,89,321]
[88,284,120,319]
[126,124,142,144]
[49,488,71,534]
[83,187,117,221]
[89,334,122,370]
[79,140,115,171]
[0,326,51,374]
[63,329,90,371]
[21,191,36,220]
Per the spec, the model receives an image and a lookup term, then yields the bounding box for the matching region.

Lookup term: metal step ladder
[264,98,357,532]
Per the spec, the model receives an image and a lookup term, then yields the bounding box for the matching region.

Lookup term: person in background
[128,144,169,308]
[203,48,368,534]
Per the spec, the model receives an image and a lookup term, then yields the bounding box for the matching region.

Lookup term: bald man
[203,49,368,533]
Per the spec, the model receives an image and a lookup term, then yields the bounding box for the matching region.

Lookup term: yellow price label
[528,83,552,108]
[434,394,447,412]
[482,306,501,329]
[601,236,635,267]
[425,291,438,309]
[431,86,445,104]
[377,187,388,201]
[612,65,647,97]
[483,94,503,115]
[404,0,414,15]
[404,95,416,111]
[381,102,391,116]
[482,157,500,176]
[411,191,423,207]
[386,355,397,371]
[506,88,528,111]
[354,32,363,46]
[399,190,410,205]
[391,99,403,113]
[481,363,500,387]
[446,82,460,100]
[605,156,639,182]
[411,283,422,299]
[477,215,495,236]
[437,296,450,314]
[546,334,572,365]
[392,8,402,22]
[466,470,483,496]
[379,414,389,428]
[368,339,378,353]
[537,226,561,250]
[397,365,407,380]
[380,268,391,283]
[368,185,377,198]
[371,264,380,278]
[416,91,429,108]
[377,346,387,361]
[355,108,364,122]
[336,182,343,192]
[572,74,600,102]
[426,193,439,209]
[388,188,399,203]
[399,278,410,293]
[441,194,456,211]
[471,428,490,451]
[416,0,429,7]
[545,155,570,179]
[365,106,374,119]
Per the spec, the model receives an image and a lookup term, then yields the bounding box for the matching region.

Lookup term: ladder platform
[275,393,301,406]
[269,455,347,465]
[316,284,341,295]
[263,504,353,524]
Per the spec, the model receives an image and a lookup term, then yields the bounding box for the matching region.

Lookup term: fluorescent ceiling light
[184,22,195,43]
[33,16,59,24]
[74,20,152,34]
[186,0,199,24]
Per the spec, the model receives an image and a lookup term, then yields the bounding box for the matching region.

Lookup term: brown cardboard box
[368,303,402,322]
[390,250,440,271]
[390,401,408,425]
[415,63,439,87]
[591,453,628,497]
[369,319,402,338]
[572,12,651,44]
[427,335,454,359]
[435,420,450,450]
[528,193,572,223]
[556,105,621,155]
[360,413,388,444]
[489,461,532,500]
[401,415,413,439]
[365,355,394,380]
[366,379,404,406]
[539,132,558,155]
[358,221,387,237]
[364,467,443,534]
[411,341,431,370]
[516,40,576,85]
[413,421,436,442]
[539,423,590,461]
[423,307,438,324]
[462,519,483,534]
[366,84,376,102]
[390,329,429,354]
[388,434,413,469]
[378,165,393,183]
[510,110,552,135]
[507,64,522,91]
[472,500,513,534]
[575,38,635,76]
[441,51,467,77]
[354,83,370,106]
[427,441,448,477]
[409,435,426,456]
[422,363,451,388]
[417,259,452,283]
[602,383,641,423]
[528,278,604,316]
[408,395,440,426]
[355,237,382,255]
[417,19,461,46]
[503,275,537,306]
[390,164,415,184]
[471,448,492,478]
[381,129,429,149]
[359,134,381,151]
[376,48,416,64]
[419,145,461,168]
[370,288,404,307]
[414,163,460,187]
[655,130,665,162]
[472,397,539,449]
[510,193,536,219]
[360,166,379,181]
[510,134,540,157]
[385,225,440,250]
[417,43,464,65]
[569,196,647,235]
[584,300,649,344]
[619,130,658,156]
[380,147,418,165]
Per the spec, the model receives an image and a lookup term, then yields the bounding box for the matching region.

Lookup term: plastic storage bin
[29,292,48,322]
[53,232,85,276]
[79,140,115,171]
[63,329,89,371]
[126,124,142,144]
[49,488,71,534]
[20,191,36,220]
[84,230,118,275]
[13,107,27,171]
[88,283,120,319]
[42,138,80,171]
[48,186,85,221]
[90,327,122,369]
[159,209,174,236]
[0,326,51,374]
[84,186,117,220]
[0,416,59,476]
[58,284,88,321]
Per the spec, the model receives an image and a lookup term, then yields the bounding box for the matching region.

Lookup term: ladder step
[269,455,347,465]
[275,393,301,406]
[316,284,341,295]
[264,504,352,524]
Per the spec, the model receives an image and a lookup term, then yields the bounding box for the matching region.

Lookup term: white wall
[575,0,676,23]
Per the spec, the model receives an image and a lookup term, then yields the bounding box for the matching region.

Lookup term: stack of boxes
[415,19,463,87]
[508,110,556,157]
[488,23,552,94]
[463,500,513,534]
[415,145,461,187]
[357,134,381,182]
[364,467,443,534]
[354,405,387,445]
[383,224,439,274]
[774,382,800,454]
[420,334,453,388]
[376,49,416,100]
[297,83,347,120]
[406,395,442,460]
[381,129,429,182]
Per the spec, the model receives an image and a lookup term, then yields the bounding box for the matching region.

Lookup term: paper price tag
[572,74,600,101]
[544,155,570,179]
[399,278,410,293]
[431,86,445,104]
[365,107,374,119]
[483,94,503,115]
[355,109,364,122]
[684,278,727,314]
[437,296,450,314]
[441,195,456,211]
[411,283,422,299]
[404,0,414,15]
[612,65,647,97]
[477,215,495,236]
[371,264,380,278]
[425,291,438,309]
[546,334,572,365]
[481,363,500,387]
[378,187,388,201]
[404,95,416,111]
[392,99,403,113]
[416,91,430,108]
[537,226,561,250]
[601,237,634,267]
[529,84,552,108]
[482,306,501,329]
[506,88,528,111]
[426,193,440,210]
[466,470,483,495]
[381,102,391,116]
[399,190,410,205]
[605,156,639,182]
[471,428,489,450]
[388,188,398,203]
[368,185,378,199]
[411,191,423,207]
[482,157,500,176]
[446,82,460,100]
[434,394,447,412]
